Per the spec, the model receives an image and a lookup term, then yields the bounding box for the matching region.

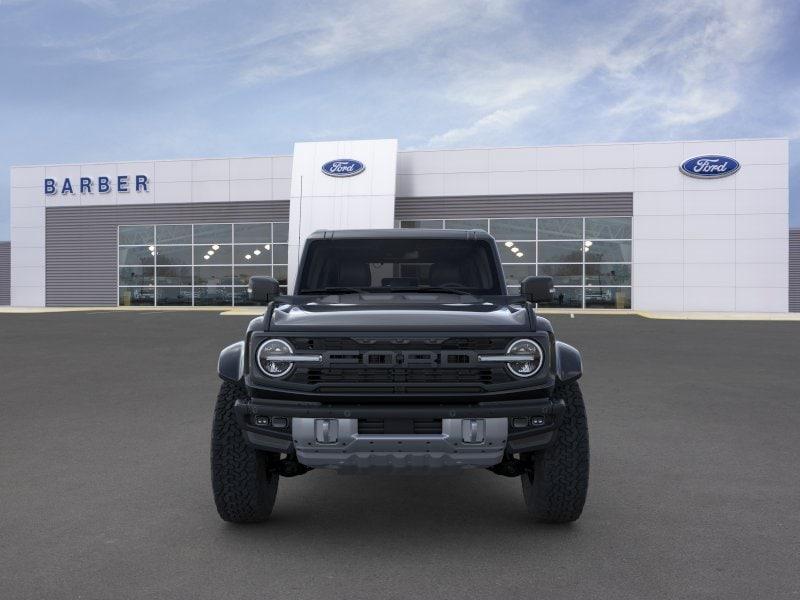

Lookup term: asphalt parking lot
[1,312,799,599]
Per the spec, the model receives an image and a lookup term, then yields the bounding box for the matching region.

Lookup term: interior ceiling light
[150,251,155,256]
[516,252,524,258]
[265,244,271,250]
[212,244,220,251]
[148,245,155,251]
[504,241,514,248]
[253,249,261,256]
[208,250,215,256]
[584,240,593,247]
[203,255,210,260]
[511,247,519,253]
[245,254,252,260]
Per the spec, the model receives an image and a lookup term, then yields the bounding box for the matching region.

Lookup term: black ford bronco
[212,229,588,523]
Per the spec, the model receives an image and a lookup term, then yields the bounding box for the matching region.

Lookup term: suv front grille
[283,337,517,391]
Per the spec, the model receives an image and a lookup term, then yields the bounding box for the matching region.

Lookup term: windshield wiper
[299,286,366,295]
[384,286,471,296]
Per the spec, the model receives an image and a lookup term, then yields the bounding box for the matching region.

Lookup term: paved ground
[1,312,798,599]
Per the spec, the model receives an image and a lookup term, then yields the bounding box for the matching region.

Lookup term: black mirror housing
[249,276,281,303]
[520,276,554,303]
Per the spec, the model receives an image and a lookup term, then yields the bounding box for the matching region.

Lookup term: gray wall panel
[395,193,633,219]
[0,242,10,306]
[790,229,800,313]
[46,201,289,307]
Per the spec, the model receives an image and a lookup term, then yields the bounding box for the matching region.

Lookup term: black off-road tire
[521,380,589,523]
[211,380,279,523]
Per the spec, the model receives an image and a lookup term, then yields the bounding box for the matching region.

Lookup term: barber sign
[321,159,365,177]
[680,155,740,179]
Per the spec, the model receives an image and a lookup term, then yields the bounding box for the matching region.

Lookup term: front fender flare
[554,341,582,384]
[218,341,245,383]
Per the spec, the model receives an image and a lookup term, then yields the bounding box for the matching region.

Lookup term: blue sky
[1,0,799,237]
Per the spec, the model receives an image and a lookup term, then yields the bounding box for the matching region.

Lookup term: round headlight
[506,338,544,378]
[257,338,294,378]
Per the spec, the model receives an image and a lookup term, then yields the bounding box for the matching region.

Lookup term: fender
[555,341,582,383]
[218,341,245,382]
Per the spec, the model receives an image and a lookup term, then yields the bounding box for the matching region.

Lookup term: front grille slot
[358,419,442,435]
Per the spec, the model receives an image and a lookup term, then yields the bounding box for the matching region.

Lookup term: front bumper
[234,396,565,466]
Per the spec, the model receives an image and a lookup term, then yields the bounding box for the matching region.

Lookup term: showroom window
[397,216,632,309]
[118,222,289,306]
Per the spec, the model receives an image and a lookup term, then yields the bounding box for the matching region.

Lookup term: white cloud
[428,105,536,146]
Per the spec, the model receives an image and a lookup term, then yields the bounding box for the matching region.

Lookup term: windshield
[297,238,503,295]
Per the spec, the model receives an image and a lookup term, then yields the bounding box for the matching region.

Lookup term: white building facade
[7,137,791,312]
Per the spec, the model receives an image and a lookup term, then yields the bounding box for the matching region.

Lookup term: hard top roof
[307,228,494,241]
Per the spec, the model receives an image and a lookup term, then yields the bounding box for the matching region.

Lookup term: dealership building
[4,137,797,312]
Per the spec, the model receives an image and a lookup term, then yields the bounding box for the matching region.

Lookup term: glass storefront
[118,222,289,306]
[398,216,632,309]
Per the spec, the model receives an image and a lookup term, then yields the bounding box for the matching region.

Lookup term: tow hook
[488,457,526,477]
[278,456,312,477]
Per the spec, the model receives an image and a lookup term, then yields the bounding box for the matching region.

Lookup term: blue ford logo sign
[680,155,740,178]
[321,159,365,177]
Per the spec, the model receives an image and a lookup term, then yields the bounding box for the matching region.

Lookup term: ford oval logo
[321,159,365,177]
[680,155,740,179]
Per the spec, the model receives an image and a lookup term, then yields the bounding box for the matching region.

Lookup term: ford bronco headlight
[505,338,544,378]
[257,338,295,378]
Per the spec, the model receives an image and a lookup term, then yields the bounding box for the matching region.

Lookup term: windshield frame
[295,236,507,297]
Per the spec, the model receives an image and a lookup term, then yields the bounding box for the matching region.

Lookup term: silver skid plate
[292,417,507,471]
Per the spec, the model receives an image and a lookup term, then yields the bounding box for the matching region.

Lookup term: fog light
[512,417,529,429]
[315,419,339,444]
[253,415,270,426]
[531,416,546,427]
[461,419,485,443]
[271,416,288,429]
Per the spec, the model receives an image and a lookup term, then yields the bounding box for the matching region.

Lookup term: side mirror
[520,276,554,303]
[249,276,281,303]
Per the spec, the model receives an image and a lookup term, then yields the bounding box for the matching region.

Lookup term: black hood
[269,293,531,332]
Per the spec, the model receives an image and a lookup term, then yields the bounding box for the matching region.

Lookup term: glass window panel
[157,287,192,306]
[156,224,192,244]
[273,222,289,242]
[119,266,154,286]
[119,225,153,245]
[502,264,537,288]
[234,223,270,243]
[234,265,272,285]
[538,287,582,308]
[538,241,583,262]
[400,220,444,229]
[585,263,631,285]
[157,266,192,286]
[118,286,154,306]
[156,245,192,265]
[194,244,232,265]
[445,219,488,231]
[507,285,521,295]
[497,241,536,262]
[234,244,271,264]
[194,223,231,244]
[194,265,233,286]
[119,246,154,266]
[538,264,582,285]
[585,217,632,239]
[233,287,257,306]
[538,218,582,240]
[490,219,536,240]
[194,286,232,306]
[585,287,631,309]
[273,244,288,264]
[585,240,632,262]
[273,265,288,287]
